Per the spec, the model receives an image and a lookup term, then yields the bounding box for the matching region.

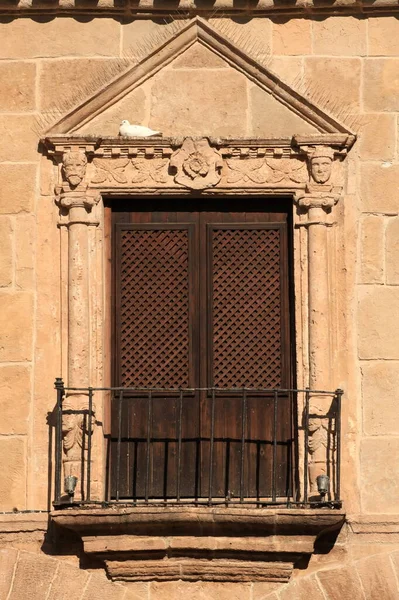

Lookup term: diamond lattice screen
[211,228,282,388]
[119,228,190,388]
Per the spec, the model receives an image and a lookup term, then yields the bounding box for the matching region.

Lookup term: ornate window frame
[43,132,354,583]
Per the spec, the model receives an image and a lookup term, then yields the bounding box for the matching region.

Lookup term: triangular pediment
[46,18,353,137]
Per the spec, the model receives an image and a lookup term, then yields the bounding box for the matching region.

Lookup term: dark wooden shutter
[111,200,292,500]
[116,224,195,388]
[208,224,284,389]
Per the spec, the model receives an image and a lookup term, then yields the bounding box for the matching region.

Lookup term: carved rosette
[170,137,223,190]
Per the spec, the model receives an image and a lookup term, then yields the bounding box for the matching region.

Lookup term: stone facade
[1,6,399,599]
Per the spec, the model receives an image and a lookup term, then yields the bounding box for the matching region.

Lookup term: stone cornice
[42,134,355,158]
[2,1,399,17]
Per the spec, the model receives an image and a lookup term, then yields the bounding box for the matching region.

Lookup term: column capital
[55,150,100,222]
[296,184,342,215]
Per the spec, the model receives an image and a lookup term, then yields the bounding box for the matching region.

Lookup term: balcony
[50,382,344,584]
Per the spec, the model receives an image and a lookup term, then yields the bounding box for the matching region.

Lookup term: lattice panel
[119,228,190,387]
[211,228,282,388]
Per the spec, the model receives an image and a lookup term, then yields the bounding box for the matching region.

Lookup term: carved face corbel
[62,150,88,188]
[308,146,335,185]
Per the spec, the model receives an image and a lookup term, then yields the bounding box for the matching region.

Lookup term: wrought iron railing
[53,380,342,508]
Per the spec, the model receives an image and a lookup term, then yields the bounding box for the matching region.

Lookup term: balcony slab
[51,506,345,583]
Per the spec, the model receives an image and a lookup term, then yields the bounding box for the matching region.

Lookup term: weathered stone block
[0,292,34,361]
[359,216,384,283]
[362,361,399,435]
[15,214,35,290]
[360,438,399,513]
[122,19,169,54]
[303,58,361,114]
[355,552,399,599]
[363,59,399,112]
[0,217,13,287]
[124,582,150,600]
[0,437,26,511]
[360,163,399,214]
[279,576,325,600]
[150,68,248,137]
[0,164,37,214]
[77,88,147,137]
[81,571,127,600]
[210,18,272,56]
[252,582,280,600]
[0,62,36,112]
[46,561,89,600]
[249,85,317,137]
[312,17,367,56]
[0,115,39,162]
[390,551,399,584]
[150,581,251,600]
[386,217,399,284]
[9,551,57,600]
[358,113,396,161]
[172,43,228,68]
[270,57,303,86]
[0,18,120,59]
[0,365,31,435]
[358,286,399,359]
[369,17,399,56]
[39,58,126,112]
[0,549,18,599]
[273,19,311,55]
[317,565,364,600]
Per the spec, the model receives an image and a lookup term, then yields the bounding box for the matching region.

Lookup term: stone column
[297,146,342,495]
[56,150,99,490]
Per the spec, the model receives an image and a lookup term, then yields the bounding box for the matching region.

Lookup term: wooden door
[110,198,293,501]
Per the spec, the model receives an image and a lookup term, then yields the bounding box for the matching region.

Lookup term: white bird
[119,120,162,138]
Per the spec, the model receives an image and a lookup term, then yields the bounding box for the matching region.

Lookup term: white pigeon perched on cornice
[119,120,162,138]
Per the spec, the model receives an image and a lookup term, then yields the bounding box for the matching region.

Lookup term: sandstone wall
[0,11,398,535]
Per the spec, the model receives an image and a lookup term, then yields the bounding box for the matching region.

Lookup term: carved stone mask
[62,151,87,187]
[310,156,332,184]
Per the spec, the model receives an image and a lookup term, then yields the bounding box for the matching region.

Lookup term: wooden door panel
[199,217,291,499]
[111,220,199,498]
[111,200,293,500]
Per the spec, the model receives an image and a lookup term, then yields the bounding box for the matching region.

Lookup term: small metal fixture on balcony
[64,475,77,496]
[316,474,330,499]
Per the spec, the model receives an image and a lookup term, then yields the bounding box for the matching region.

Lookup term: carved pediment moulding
[44,135,354,208]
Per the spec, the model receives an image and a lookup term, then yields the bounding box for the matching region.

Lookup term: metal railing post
[335,389,343,503]
[54,377,65,504]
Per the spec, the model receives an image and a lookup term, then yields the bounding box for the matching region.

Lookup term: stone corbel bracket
[51,506,345,584]
[42,134,354,197]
